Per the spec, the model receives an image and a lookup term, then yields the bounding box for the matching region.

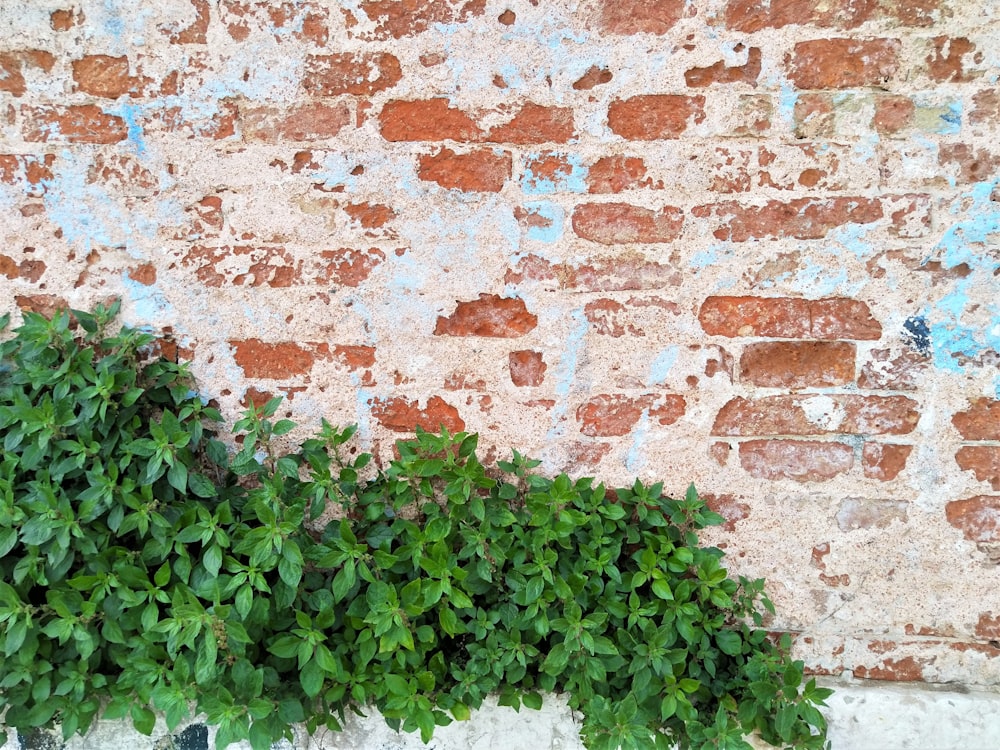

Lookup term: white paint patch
[801,395,846,432]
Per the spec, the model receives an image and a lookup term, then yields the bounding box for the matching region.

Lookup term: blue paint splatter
[521,152,587,195]
[689,243,731,270]
[647,347,678,386]
[106,102,147,156]
[522,201,564,243]
[121,274,176,324]
[543,309,589,454]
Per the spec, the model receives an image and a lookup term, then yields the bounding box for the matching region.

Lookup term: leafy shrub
[0,304,832,750]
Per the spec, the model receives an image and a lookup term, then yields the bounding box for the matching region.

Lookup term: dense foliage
[0,303,831,749]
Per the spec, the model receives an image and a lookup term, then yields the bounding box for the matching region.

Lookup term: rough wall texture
[1,0,1000,694]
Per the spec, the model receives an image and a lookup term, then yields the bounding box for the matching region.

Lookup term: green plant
[0,304,832,750]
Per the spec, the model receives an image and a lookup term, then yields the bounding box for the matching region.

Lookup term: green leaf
[167,460,188,493]
[268,635,300,659]
[188,473,217,498]
[651,579,674,601]
[716,630,743,656]
[522,692,543,710]
[300,658,324,698]
[131,704,156,736]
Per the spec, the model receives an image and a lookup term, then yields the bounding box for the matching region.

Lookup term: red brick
[976,613,1000,640]
[71,55,142,98]
[22,104,127,144]
[792,93,835,138]
[739,440,854,482]
[343,202,395,229]
[303,53,402,95]
[573,66,613,90]
[692,197,883,242]
[858,349,927,391]
[154,100,238,140]
[971,90,1000,126]
[956,447,1000,491]
[243,102,352,142]
[0,51,57,97]
[724,0,876,31]
[740,341,855,388]
[160,0,210,43]
[434,294,537,337]
[885,194,931,238]
[587,156,656,193]
[591,0,684,34]
[486,103,574,144]
[332,345,375,370]
[608,95,705,140]
[51,9,79,30]
[0,153,55,196]
[231,340,316,379]
[584,299,641,337]
[89,153,158,192]
[572,203,684,244]
[127,263,157,286]
[15,295,68,318]
[862,443,912,480]
[853,656,925,681]
[953,399,1000,441]
[317,247,385,287]
[264,2,329,44]
[509,350,546,387]
[370,396,465,433]
[174,195,224,240]
[926,36,980,82]
[358,0,486,39]
[873,95,915,135]
[685,46,761,87]
[577,393,685,437]
[938,144,1000,185]
[506,254,681,292]
[713,395,919,436]
[417,147,511,192]
[379,99,482,142]
[946,496,1000,542]
[702,493,751,531]
[787,39,901,89]
[699,296,881,340]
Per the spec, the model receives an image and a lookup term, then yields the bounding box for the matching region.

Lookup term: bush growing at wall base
[0,303,832,750]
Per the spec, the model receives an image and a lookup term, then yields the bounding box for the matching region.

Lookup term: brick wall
[2,0,999,687]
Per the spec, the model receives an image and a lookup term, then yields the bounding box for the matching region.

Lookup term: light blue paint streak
[522,201,564,243]
[106,102,147,156]
[521,152,587,195]
[41,150,126,250]
[121,274,176,324]
[689,243,730,270]
[827,221,877,260]
[625,410,650,474]
[777,84,798,131]
[647,347,678,386]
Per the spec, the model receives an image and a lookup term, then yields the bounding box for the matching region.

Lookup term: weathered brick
[302,53,402,96]
[0,153,55,196]
[417,147,511,192]
[853,656,926,681]
[740,342,856,388]
[702,493,751,531]
[946,496,1000,542]
[487,103,574,144]
[379,99,482,142]
[608,95,705,140]
[685,46,761,87]
[126,263,157,286]
[16,295,69,318]
[506,254,681,292]
[971,90,1000,126]
[358,0,486,39]
[713,395,919,436]
[786,39,901,89]
[858,349,928,391]
[231,340,317,379]
[938,144,1000,184]
[342,202,396,230]
[692,197,883,241]
[573,65,613,90]
[72,55,143,98]
[739,440,854,482]
[836,497,908,531]
[243,102,352,142]
[51,9,79,30]
[724,0,875,30]
[509,350,546,387]
[571,203,684,244]
[587,156,657,193]
[873,95,916,135]
[332,345,376,370]
[956,446,1000,490]
[699,297,882,340]
[0,51,56,97]
[926,36,980,82]
[953,399,1000,441]
[22,104,127,144]
[862,443,912,480]
[160,0,209,43]
[976,613,1000,640]
[592,0,684,34]
[577,393,685,437]
[370,396,465,433]
[434,294,537,337]
[318,248,385,287]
